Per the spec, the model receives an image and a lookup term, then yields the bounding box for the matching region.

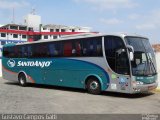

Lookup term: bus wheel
[86,78,101,95]
[18,73,27,87]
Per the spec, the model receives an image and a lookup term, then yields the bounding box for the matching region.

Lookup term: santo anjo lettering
[17,61,52,68]
[7,59,52,68]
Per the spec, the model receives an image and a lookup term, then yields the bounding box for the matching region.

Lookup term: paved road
[0,78,160,114]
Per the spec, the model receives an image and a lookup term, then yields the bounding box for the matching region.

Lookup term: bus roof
[16,33,148,46]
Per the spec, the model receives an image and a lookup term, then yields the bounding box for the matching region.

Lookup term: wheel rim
[90,81,98,90]
[20,78,25,85]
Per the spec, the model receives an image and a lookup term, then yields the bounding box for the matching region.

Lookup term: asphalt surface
[0,78,160,114]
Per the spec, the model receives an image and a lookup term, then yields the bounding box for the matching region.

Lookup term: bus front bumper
[132,82,158,93]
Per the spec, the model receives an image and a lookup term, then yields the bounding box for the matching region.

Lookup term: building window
[19,27,27,30]
[61,29,65,32]
[44,35,48,39]
[50,29,54,32]
[43,28,47,30]
[56,29,59,32]
[53,36,57,39]
[72,29,75,32]
[22,35,27,39]
[28,27,33,31]
[1,33,6,37]
[13,34,18,38]
[10,26,18,30]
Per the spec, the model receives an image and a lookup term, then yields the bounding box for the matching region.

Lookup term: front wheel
[86,78,101,95]
[18,73,27,87]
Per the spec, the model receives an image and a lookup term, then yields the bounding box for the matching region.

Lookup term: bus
[2,33,158,94]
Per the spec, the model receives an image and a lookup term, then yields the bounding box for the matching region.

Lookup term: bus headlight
[136,81,144,85]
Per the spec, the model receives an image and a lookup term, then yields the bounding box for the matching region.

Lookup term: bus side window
[82,38,88,56]
[104,36,130,75]
[71,40,80,56]
[17,46,22,58]
[38,44,48,58]
[21,46,28,58]
[75,41,82,56]
[48,42,62,57]
[48,44,55,57]
[96,40,102,56]
[63,41,72,57]
[27,45,33,58]
[82,37,102,57]
[3,47,9,57]
[8,47,14,58]
[14,47,19,58]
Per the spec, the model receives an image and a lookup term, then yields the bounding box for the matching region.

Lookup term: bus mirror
[126,45,134,53]
[126,45,134,61]
[129,52,134,61]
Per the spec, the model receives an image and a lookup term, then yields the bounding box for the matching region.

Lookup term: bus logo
[7,59,16,68]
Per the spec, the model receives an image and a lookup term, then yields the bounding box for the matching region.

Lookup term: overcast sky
[0,0,160,44]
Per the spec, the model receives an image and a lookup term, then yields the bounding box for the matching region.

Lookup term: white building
[0,24,28,42]
[40,24,91,40]
[24,13,41,31]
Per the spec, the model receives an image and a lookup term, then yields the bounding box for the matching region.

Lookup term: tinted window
[63,40,82,57]
[3,47,14,58]
[31,43,49,58]
[63,41,72,57]
[82,37,102,57]
[48,42,62,57]
[104,36,130,75]
[73,40,83,56]
[3,37,103,58]
[62,37,102,57]
[27,45,33,58]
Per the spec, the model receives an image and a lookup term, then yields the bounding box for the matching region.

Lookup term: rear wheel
[18,73,27,87]
[86,77,101,95]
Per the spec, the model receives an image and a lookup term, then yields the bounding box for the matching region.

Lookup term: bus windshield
[125,37,157,76]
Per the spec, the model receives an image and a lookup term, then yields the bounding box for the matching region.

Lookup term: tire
[18,73,27,87]
[86,77,101,95]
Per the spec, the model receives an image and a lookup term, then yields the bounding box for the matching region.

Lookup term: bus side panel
[40,58,109,90]
[2,57,110,91]
[2,58,18,82]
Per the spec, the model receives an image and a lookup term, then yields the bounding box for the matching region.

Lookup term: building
[40,24,91,40]
[0,24,28,41]
[24,13,41,31]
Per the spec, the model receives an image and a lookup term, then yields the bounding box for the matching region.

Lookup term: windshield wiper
[147,54,156,74]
